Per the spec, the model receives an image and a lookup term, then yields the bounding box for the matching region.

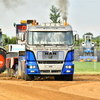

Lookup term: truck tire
[55,75,62,80]
[62,74,73,81]
[24,73,32,81]
[17,61,26,79]
[21,69,24,79]
[0,51,6,73]
[67,74,73,81]
[17,65,21,79]
[17,61,22,79]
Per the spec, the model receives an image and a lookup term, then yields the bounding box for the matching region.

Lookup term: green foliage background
[2,34,16,45]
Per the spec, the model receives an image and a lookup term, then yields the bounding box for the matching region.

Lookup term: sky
[0,0,100,38]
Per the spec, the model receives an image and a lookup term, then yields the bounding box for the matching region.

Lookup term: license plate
[46,66,55,68]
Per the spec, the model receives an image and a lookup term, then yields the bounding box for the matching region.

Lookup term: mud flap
[0,51,6,73]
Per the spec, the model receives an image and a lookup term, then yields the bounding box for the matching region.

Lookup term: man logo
[48,52,53,59]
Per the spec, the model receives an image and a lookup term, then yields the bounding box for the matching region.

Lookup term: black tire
[62,74,73,81]
[24,73,32,81]
[0,51,6,73]
[67,74,73,81]
[55,75,62,80]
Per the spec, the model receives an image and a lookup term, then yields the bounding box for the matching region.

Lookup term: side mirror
[18,32,25,41]
[75,34,79,41]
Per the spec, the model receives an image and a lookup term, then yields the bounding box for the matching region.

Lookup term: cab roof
[28,24,73,31]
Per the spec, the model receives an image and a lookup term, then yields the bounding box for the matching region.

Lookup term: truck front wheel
[24,73,32,81]
[55,75,62,80]
[62,74,73,81]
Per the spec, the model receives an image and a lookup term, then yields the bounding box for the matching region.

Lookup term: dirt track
[0,74,100,100]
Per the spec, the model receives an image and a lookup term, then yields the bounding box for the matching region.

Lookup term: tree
[95,37,100,46]
[2,34,8,46]
[50,5,61,23]
[2,34,16,46]
[9,37,16,44]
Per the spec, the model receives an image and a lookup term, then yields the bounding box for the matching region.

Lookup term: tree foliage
[2,34,16,46]
[50,5,61,23]
[9,36,16,44]
[2,34,8,46]
[95,37,100,46]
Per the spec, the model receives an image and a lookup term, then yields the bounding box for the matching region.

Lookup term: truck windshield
[27,31,73,45]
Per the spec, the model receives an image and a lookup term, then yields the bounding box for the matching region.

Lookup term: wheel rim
[0,55,5,68]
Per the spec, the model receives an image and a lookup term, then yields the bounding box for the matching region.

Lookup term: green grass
[74,61,100,74]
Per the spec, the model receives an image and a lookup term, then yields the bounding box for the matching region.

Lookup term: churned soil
[0,74,100,100]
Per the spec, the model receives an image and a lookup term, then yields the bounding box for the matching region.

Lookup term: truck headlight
[29,66,36,68]
[66,66,69,68]
[66,66,72,69]
[66,70,71,73]
[32,66,36,68]
[69,66,72,68]
[30,66,33,68]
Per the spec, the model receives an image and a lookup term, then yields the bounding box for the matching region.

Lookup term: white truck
[6,20,78,81]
